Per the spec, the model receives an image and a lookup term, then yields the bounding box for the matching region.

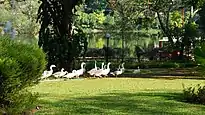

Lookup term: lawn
[32,78,205,115]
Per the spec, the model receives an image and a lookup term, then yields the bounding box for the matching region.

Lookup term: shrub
[194,42,205,76]
[182,84,205,104]
[0,37,47,114]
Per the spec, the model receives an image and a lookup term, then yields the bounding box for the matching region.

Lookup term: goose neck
[94,61,97,69]
[50,66,54,70]
[101,63,104,69]
[81,63,84,69]
[107,63,111,69]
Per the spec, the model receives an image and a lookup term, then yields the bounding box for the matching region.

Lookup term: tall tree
[37,0,85,71]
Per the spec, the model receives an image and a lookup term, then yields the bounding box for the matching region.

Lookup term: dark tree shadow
[37,91,205,115]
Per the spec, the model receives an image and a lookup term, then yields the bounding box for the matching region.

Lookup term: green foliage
[199,2,205,34]
[0,0,40,38]
[194,42,205,66]
[72,28,88,57]
[170,11,183,28]
[194,42,205,76]
[111,0,144,30]
[0,37,47,114]
[104,14,115,25]
[85,0,107,11]
[96,38,104,48]
[183,0,205,9]
[74,3,107,32]
[94,11,106,24]
[147,0,201,56]
[183,84,205,104]
[184,22,199,38]
[183,22,200,49]
[2,90,39,114]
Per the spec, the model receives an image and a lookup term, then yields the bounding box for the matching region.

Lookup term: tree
[135,45,144,62]
[110,0,145,62]
[199,1,205,34]
[0,0,40,39]
[147,0,204,60]
[37,0,86,71]
[147,0,180,46]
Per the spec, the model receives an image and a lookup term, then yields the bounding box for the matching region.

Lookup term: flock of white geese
[41,61,126,80]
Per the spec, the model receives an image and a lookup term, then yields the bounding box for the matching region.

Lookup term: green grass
[32,78,205,115]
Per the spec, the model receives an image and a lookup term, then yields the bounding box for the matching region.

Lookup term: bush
[0,37,47,114]
[183,84,205,104]
[194,42,205,76]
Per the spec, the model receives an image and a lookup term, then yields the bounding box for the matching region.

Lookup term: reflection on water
[87,31,160,57]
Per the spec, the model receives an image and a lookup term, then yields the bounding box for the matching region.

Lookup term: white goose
[133,66,140,73]
[75,62,86,78]
[63,70,77,79]
[99,62,111,77]
[41,65,56,79]
[93,62,105,77]
[117,64,121,70]
[52,68,68,78]
[110,63,121,75]
[111,63,125,77]
[87,60,98,76]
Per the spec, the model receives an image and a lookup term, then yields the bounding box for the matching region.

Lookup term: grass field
[32,78,205,115]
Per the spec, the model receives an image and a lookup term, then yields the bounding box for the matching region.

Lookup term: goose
[133,66,140,73]
[87,60,98,76]
[63,70,77,79]
[41,65,56,79]
[75,62,86,78]
[110,63,121,75]
[52,68,68,78]
[93,62,105,78]
[90,62,101,78]
[117,64,121,70]
[99,62,111,77]
[111,63,125,77]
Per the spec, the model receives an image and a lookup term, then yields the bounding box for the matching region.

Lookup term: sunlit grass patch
[32,78,205,115]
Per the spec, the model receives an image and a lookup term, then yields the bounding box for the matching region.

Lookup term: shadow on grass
[37,91,205,115]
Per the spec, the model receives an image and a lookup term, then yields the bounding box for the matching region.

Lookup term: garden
[1,0,205,114]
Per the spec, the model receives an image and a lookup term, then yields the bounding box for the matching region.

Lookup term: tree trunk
[57,0,81,71]
[180,45,184,60]
[121,29,125,63]
[157,11,174,46]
